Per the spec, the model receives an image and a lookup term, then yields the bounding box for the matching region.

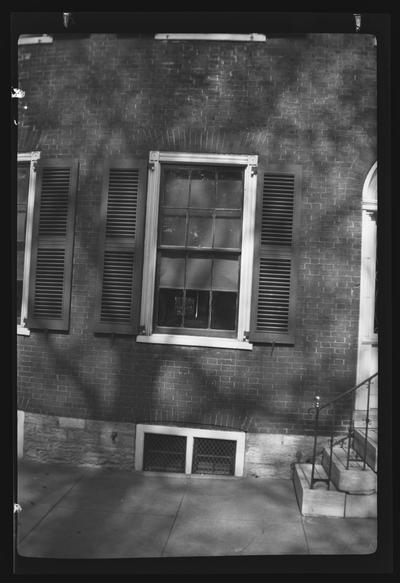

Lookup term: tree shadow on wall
[16,31,377,480]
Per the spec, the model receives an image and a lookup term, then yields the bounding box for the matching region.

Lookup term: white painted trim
[18,34,53,45]
[17,151,41,332]
[137,333,253,350]
[17,410,25,458]
[140,156,162,334]
[362,161,377,206]
[237,162,257,340]
[157,151,257,166]
[139,151,257,346]
[17,326,31,336]
[155,33,266,42]
[185,434,194,474]
[356,162,378,410]
[135,423,245,476]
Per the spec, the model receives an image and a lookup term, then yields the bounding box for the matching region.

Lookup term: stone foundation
[23,412,136,470]
[20,412,333,478]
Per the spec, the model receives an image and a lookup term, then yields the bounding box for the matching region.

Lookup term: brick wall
[17,33,377,435]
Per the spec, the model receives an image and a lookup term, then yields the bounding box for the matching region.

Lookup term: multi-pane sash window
[154,165,244,336]
[138,152,258,350]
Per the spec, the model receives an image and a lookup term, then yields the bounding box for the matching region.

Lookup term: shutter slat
[95,159,147,334]
[256,257,291,333]
[250,163,301,344]
[261,172,295,246]
[105,168,139,238]
[27,159,79,330]
[100,249,134,325]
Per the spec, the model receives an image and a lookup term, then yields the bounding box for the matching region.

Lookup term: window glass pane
[160,214,186,246]
[211,292,237,330]
[190,168,215,208]
[216,169,243,209]
[184,290,209,328]
[17,249,25,282]
[212,257,239,291]
[186,256,212,290]
[17,211,27,243]
[163,167,190,207]
[157,289,184,326]
[17,280,23,325]
[188,216,213,247]
[214,217,242,249]
[159,254,185,288]
[18,163,30,206]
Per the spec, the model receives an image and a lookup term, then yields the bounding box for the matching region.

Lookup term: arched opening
[355,162,378,421]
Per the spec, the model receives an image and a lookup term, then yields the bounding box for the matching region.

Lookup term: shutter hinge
[148,162,155,171]
[33,161,38,173]
[14,503,22,514]
[243,330,250,341]
[138,325,146,335]
[251,165,257,177]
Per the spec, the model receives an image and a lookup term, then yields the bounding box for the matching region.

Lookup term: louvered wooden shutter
[27,159,79,331]
[94,159,147,334]
[250,161,302,344]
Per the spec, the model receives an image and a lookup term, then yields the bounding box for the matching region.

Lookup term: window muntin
[154,164,244,336]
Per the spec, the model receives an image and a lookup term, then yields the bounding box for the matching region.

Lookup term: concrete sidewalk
[15,459,377,558]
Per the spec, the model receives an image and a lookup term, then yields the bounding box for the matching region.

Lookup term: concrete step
[293,463,345,518]
[293,463,377,518]
[321,445,377,494]
[353,428,378,471]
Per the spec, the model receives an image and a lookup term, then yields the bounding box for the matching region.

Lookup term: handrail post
[363,378,371,470]
[327,422,334,490]
[346,389,356,469]
[310,395,320,489]
[346,415,354,470]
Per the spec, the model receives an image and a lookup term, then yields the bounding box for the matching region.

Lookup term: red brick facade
[17,33,377,436]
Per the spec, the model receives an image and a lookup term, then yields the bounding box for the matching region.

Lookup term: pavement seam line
[160,480,189,557]
[18,472,86,545]
[299,515,311,554]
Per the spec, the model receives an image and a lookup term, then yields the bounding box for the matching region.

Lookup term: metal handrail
[313,372,378,412]
[308,372,378,490]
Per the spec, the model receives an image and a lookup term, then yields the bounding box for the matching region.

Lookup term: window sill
[136,333,253,350]
[17,326,31,336]
[155,33,266,42]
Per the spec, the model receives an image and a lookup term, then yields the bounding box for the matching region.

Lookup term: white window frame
[17,151,41,336]
[359,162,378,345]
[137,151,258,350]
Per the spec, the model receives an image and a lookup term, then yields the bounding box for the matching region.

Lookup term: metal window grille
[192,437,236,476]
[143,433,186,473]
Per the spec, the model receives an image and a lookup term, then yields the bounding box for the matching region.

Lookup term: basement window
[135,424,245,476]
